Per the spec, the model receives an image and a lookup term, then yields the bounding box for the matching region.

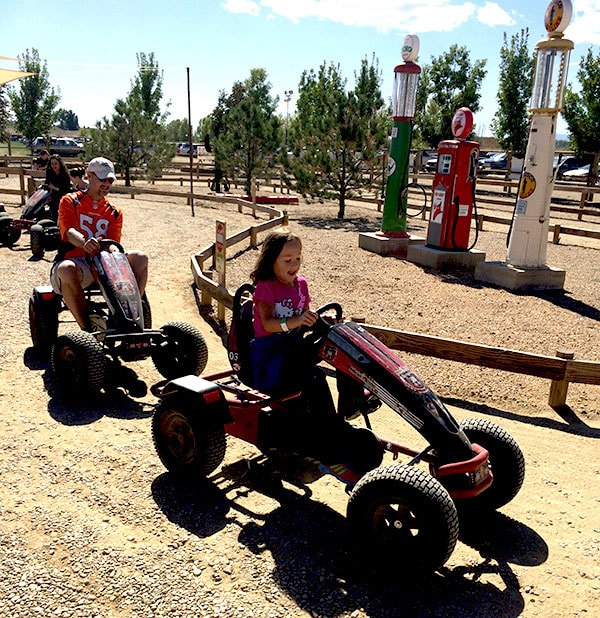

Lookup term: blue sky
[2,0,599,136]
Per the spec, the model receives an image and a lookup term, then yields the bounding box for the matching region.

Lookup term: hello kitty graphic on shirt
[275,297,297,318]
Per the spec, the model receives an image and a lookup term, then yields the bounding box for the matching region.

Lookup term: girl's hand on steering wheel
[294,309,318,329]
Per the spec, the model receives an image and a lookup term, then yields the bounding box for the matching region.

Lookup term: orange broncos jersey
[57,191,123,259]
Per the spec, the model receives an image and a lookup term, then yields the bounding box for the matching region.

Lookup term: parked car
[488,152,508,170]
[424,155,438,173]
[478,152,501,170]
[562,162,600,183]
[32,137,84,158]
[178,143,202,157]
[555,156,592,179]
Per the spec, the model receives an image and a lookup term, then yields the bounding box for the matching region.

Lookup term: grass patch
[0,141,30,156]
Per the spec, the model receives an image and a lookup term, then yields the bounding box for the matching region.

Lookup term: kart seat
[227,283,256,387]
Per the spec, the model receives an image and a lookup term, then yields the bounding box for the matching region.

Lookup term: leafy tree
[289,56,387,219]
[0,86,10,143]
[166,118,191,142]
[57,108,80,131]
[86,52,174,186]
[490,29,534,155]
[212,69,281,195]
[8,48,60,148]
[417,45,487,147]
[563,46,600,186]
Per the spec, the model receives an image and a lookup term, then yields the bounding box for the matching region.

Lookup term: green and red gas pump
[426,107,480,251]
[379,34,421,238]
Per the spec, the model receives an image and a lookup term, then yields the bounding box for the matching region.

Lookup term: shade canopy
[0,68,36,86]
[0,56,35,86]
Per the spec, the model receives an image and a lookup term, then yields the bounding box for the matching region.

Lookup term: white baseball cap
[87,157,116,181]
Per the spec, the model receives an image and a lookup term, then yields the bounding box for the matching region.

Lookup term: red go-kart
[29,240,208,398]
[151,284,525,576]
[0,188,60,257]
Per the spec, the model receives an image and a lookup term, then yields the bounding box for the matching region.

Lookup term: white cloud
[568,0,600,46]
[222,0,260,16]
[223,0,480,33]
[477,2,515,27]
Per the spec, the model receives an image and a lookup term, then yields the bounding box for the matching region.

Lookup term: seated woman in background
[45,154,72,220]
[69,165,88,192]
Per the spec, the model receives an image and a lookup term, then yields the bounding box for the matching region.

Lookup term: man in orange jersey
[50,157,148,331]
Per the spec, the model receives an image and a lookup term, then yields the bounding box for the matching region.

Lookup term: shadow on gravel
[296,214,381,234]
[23,348,155,424]
[442,396,600,438]
[151,454,529,618]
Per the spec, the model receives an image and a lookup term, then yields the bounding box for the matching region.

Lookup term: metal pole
[187,67,195,217]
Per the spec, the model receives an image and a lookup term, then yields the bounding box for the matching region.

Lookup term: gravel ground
[0,175,599,617]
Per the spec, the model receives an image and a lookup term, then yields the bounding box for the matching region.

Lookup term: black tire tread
[51,330,106,395]
[151,398,226,477]
[347,464,459,575]
[458,417,525,512]
[152,321,208,380]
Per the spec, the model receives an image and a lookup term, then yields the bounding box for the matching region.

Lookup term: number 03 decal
[80,214,110,238]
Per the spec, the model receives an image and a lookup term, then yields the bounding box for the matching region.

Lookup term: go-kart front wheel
[347,464,459,577]
[152,397,226,477]
[455,418,525,513]
[152,321,208,380]
[30,219,58,258]
[51,331,106,397]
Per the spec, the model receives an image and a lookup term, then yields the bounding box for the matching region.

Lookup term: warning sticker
[519,172,536,199]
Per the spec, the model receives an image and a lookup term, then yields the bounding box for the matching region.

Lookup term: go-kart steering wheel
[301,302,343,343]
[98,238,125,253]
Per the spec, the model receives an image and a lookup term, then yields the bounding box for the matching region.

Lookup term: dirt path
[0,186,598,617]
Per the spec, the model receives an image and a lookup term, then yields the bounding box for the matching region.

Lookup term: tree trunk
[337,187,346,219]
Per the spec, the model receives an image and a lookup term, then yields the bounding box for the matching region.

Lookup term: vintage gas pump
[380,34,421,237]
[426,108,479,250]
[475,0,573,291]
[506,0,573,268]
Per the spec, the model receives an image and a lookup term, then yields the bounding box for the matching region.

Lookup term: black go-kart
[0,188,60,257]
[151,283,525,577]
[28,240,208,398]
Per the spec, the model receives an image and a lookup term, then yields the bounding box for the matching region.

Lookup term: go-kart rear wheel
[347,464,459,577]
[0,216,21,246]
[141,294,152,329]
[29,294,59,353]
[51,331,106,397]
[456,418,525,513]
[152,321,208,380]
[152,397,226,477]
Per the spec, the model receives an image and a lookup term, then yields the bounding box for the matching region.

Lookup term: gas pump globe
[506,0,573,270]
[380,34,421,237]
[391,51,420,120]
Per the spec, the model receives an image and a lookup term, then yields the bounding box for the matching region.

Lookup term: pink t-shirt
[252,277,311,338]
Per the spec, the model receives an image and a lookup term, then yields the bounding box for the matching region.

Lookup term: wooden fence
[190,206,600,415]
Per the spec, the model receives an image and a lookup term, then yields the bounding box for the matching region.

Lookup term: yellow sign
[519,172,537,199]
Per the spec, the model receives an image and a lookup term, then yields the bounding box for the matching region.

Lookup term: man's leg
[53,261,89,329]
[126,250,148,296]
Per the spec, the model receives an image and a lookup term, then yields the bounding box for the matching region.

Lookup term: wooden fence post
[548,349,575,408]
[19,168,26,205]
[553,224,561,244]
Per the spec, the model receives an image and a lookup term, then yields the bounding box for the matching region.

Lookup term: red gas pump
[426,108,479,251]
